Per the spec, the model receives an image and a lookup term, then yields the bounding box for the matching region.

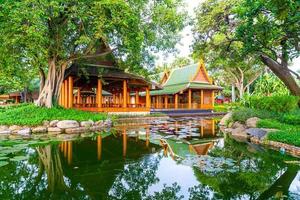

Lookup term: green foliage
[244,95,299,113]
[232,107,276,123]
[281,110,300,126]
[252,73,290,96]
[268,130,300,147]
[0,104,107,126]
[192,0,264,99]
[257,119,297,130]
[0,0,187,77]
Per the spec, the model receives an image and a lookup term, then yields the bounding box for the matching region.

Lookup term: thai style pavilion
[58,43,158,113]
[150,60,222,110]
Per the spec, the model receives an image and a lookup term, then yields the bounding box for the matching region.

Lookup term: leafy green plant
[232,108,277,123]
[244,95,299,113]
[281,110,300,125]
[268,130,300,147]
[0,104,107,126]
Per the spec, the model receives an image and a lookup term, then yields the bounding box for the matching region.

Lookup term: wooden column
[175,94,178,109]
[97,135,102,160]
[97,79,102,108]
[67,141,72,165]
[64,79,68,108]
[164,95,168,109]
[155,96,159,109]
[146,86,150,108]
[77,88,81,105]
[211,90,215,108]
[188,89,192,109]
[123,80,127,108]
[123,128,127,157]
[61,82,65,107]
[200,90,204,109]
[135,90,139,106]
[68,76,73,108]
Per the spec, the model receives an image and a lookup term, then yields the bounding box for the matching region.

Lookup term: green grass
[268,130,300,147]
[0,104,107,126]
[232,107,300,147]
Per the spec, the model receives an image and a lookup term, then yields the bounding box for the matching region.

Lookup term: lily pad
[0,156,9,161]
[10,156,28,162]
[0,161,9,167]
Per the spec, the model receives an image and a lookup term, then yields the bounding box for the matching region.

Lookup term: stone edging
[220,112,300,158]
[0,119,112,140]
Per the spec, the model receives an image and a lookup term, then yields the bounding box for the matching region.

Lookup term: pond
[0,117,300,199]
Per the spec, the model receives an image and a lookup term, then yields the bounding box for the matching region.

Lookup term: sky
[158,0,300,72]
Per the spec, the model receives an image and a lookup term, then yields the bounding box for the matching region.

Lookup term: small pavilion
[150,60,222,110]
[58,43,158,113]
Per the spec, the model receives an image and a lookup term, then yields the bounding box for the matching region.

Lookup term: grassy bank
[230,95,300,147]
[0,104,107,126]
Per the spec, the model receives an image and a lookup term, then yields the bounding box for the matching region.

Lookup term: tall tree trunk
[39,67,46,95]
[36,59,67,108]
[260,55,300,96]
[231,84,236,102]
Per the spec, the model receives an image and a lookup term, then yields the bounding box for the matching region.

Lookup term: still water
[0,117,300,199]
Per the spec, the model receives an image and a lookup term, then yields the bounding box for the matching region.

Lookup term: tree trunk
[260,55,300,96]
[39,67,46,95]
[231,84,236,102]
[36,59,67,108]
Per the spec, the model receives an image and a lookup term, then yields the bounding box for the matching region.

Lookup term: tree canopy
[192,0,300,96]
[0,0,187,107]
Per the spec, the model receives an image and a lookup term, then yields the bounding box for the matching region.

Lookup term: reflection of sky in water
[289,171,300,194]
[147,154,199,199]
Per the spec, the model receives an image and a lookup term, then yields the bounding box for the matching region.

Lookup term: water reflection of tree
[108,153,183,200]
[190,138,299,199]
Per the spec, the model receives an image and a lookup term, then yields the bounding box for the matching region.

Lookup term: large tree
[236,0,300,96]
[193,0,300,96]
[0,0,186,107]
[192,0,264,99]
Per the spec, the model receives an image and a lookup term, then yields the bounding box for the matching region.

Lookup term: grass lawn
[0,104,107,126]
[257,119,300,147]
[232,107,300,147]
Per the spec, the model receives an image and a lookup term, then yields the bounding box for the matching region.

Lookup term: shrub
[232,107,277,123]
[0,104,107,126]
[268,130,300,147]
[244,95,299,113]
[257,119,297,130]
[280,109,300,125]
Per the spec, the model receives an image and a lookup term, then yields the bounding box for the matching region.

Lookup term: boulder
[232,121,245,129]
[9,125,22,132]
[56,120,79,129]
[95,120,104,126]
[17,128,31,135]
[32,126,47,134]
[65,127,89,134]
[246,128,267,139]
[246,117,260,128]
[219,112,232,126]
[104,119,113,127]
[0,130,11,135]
[80,120,94,127]
[48,127,63,133]
[49,120,60,127]
[57,133,79,140]
[0,125,9,131]
[43,120,50,127]
[231,126,249,142]
[90,125,104,131]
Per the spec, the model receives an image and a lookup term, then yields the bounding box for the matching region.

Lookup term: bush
[268,130,300,147]
[0,104,107,126]
[257,119,297,130]
[232,107,277,123]
[244,95,299,113]
[281,109,300,125]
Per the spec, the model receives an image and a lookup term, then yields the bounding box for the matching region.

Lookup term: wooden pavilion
[58,60,158,113]
[149,60,222,110]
